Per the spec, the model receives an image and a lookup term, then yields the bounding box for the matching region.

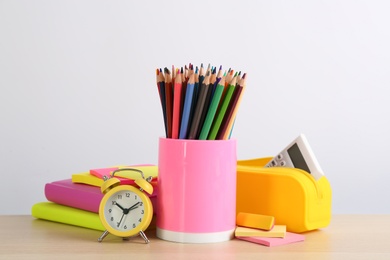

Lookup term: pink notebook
[45,179,158,213]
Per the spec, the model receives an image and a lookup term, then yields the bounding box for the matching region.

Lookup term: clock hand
[127,202,141,212]
[114,202,126,212]
[117,213,125,227]
[115,202,141,229]
[114,202,141,217]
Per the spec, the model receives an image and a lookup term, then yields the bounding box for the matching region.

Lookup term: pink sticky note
[90,164,155,180]
[90,167,119,179]
[89,167,136,185]
[237,232,305,247]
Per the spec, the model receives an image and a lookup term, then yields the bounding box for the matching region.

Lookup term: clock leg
[139,230,150,244]
[98,230,109,242]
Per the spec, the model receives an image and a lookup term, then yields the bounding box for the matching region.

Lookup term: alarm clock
[97,168,154,243]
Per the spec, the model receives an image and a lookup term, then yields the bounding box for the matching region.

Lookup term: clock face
[100,185,153,237]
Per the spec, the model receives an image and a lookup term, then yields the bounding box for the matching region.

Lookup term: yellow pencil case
[236,157,332,233]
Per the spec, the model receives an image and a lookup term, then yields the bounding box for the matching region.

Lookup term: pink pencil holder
[156,137,237,243]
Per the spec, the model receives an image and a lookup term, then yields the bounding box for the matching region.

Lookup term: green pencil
[199,77,226,140]
[208,76,237,140]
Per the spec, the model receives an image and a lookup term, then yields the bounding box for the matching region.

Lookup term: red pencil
[171,71,183,139]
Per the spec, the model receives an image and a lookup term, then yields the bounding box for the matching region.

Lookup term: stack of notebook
[31,165,158,231]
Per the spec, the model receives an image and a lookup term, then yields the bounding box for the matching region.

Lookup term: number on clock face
[104,190,145,231]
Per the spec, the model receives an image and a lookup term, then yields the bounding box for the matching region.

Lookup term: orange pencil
[217,69,234,111]
[225,69,234,87]
[221,73,247,140]
[216,73,240,139]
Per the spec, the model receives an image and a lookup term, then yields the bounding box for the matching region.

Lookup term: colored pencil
[188,67,199,131]
[217,74,245,140]
[179,73,195,139]
[180,66,190,119]
[215,69,233,112]
[225,73,246,139]
[156,69,167,137]
[216,65,223,84]
[206,63,211,75]
[188,72,210,139]
[171,71,183,139]
[156,64,246,140]
[236,71,242,83]
[164,68,173,138]
[172,65,176,82]
[198,76,225,140]
[207,76,237,140]
[199,63,205,86]
[225,69,234,87]
[197,69,216,137]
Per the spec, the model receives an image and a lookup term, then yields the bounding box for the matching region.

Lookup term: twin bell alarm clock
[97,168,154,243]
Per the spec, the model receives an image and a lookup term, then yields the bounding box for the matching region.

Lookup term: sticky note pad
[236,232,305,247]
[235,225,286,238]
[236,212,275,231]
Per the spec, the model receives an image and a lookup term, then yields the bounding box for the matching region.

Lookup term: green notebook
[32,202,105,231]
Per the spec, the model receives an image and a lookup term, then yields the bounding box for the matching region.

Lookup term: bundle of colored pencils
[156,63,246,140]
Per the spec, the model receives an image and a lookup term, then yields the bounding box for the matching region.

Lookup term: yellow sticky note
[235,225,286,238]
[72,172,103,187]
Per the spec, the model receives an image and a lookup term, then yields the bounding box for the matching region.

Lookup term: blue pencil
[179,73,195,139]
[188,67,199,132]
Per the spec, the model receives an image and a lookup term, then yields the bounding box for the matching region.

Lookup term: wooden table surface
[1,215,389,259]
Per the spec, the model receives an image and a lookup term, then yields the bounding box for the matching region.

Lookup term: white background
[1,0,389,214]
